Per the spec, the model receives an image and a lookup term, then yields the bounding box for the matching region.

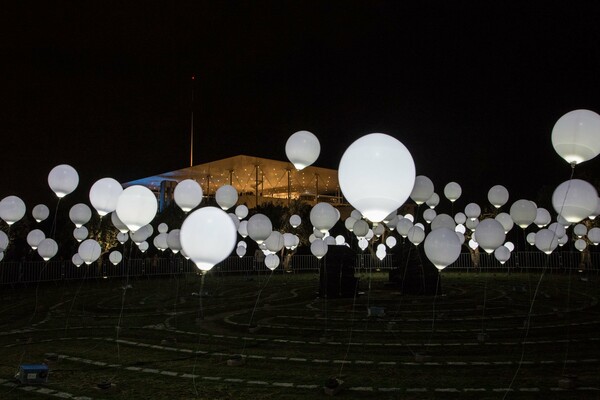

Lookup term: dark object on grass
[324,377,343,395]
[97,381,112,390]
[319,245,359,298]
[388,244,441,295]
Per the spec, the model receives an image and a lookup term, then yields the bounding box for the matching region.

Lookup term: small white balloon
[265,231,284,252]
[424,227,461,270]
[116,186,158,233]
[408,225,425,246]
[335,235,346,245]
[510,199,537,229]
[167,229,182,253]
[174,179,203,212]
[72,253,84,267]
[573,223,587,238]
[494,246,511,264]
[289,214,301,228]
[38,238,58,261]
[89,177,123,216]
[247,214,272,244]
[358,237,368,250]
[78,239,101,265]
[27,229,46,250]
[494,212,514,234]
[238,220,249,238]
[454,212,467,225]
[586,227,600,245]
[109,250,123,265]
[265,253,280,270]
[215,185,238,210]
[0,196,26,226]
[138,241,149,253]
[574,238,586,252]
[443,182,462,203]
[117,231,129,244]
[488,185,509,208]
[385,236,397,248]
[48,164,79,198]
[310,238,328,259]
[535,229,559,254]
[69,203,92,228]
[526,232,536,246]
[551,109,600,165]
[158,222,168,233]
[423,208,437,224]
[73,226,89,242]
[235,205,249,220]
[552,179,599,223]
[534,208,551,228]
[153,232,168,251]
[410,175,435,205]
[426,192,440,209]
[310,202,339,233]
[32,204,50,223]
[285,130,321,170]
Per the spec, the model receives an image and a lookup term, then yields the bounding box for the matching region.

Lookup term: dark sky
[1,2,599,210]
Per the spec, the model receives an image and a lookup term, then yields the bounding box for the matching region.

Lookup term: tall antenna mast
[190,75,195,167]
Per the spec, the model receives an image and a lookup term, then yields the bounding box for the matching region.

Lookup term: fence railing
[0,251,597,285]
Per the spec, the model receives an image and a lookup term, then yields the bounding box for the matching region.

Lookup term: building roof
[123,155,340,200]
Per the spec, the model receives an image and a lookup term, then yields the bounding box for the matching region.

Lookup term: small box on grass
[18,364,49,384]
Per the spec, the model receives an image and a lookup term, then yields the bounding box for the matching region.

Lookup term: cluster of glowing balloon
[509,199,537,229]
[285,130,321,170]
[180,206,237,271]
[410,175,434,205]
[265,254,280,270]
[310,202,339,233]
[27,229,45,250]
[310,238,328,259]
[78,239,101,265]
[473,219,505,254]
[174,179,203,212]
[424,227,461,270]
[552,179,598,223]
[48,164,79,198]
[487,185,509,208]
[73,226,88,242]
[551,109,600,165]
[38,238,58,261]
[69,203,92,228]
[338,133,416,223]
[215,185,238,210]
[109,250,122,265]
[247,213,272,244]
[89,177,123,216]
[116,185,158,232]
[32,204,50,223]
[0,196,26,226]
[443,182,462,203]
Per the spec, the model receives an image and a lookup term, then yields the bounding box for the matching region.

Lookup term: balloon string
[192,272,206,397]
[480,273,488,333]
[561,265,573,375]
[115,239,133,361]
[64,265,89,332]
[50,198,61,240]
[426,271,440,346]
[338,277,360,377]
[242,269,274,356]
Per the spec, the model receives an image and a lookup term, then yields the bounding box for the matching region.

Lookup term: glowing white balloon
[574,238,586,252]
[336,235,346,245]
[285,130,321,170]
[73,226,88,242]
[0,231,10,252]
[385,236,397,248]
[78,239,101,265]
[494,212,514,234]
[235,205,248,220]
[69,203,92,228]
[0,196,26,226]
[111,211,129,233]
[552,179,599,223]
[351,209,363,220]
[180,206,237,271]
[344,217,357,232]
[38,238,58,261]
[488,185,509,208]
[264,254,280,270]
[455,224,466,234]
[468,239,478,250]
[228,213,240,230]
[158,223,168,233]
[72,253,84,267]
[117,232,129,244]
[310,202,339,233]
[265,231,284,253]
[534,208,551,228]
[587,227,600,245]
[494,246,511,264]
[509,199,537,229]
[338,133,415,223]
[431,214,455,231]
[397,218,413,238]
[526,232,536,246]
[153,232,168,251]
[443,182,462,203]
[109,250,122,265]
[551,109,600,165]
[353,220,369,238]
[310,238,328,259]
[464,203,481,220]
[289,214,301,228]
[424,227,461,270]
[426,193,440,209]
[116,186,158,233]
[535,229,559,254]
[410,175,434,205]
[89,177,123,216]
[373,224,385,238]
[325,236,336,245]
[407,225,425,246]
[48,164,79,198]
[573,223,587,238]
[27,229,45,250]
[423,208,437,224]
[138,241,149,253]
[247,214,272,244]
[473,219,505,254]
[174,179,203,212]
[167,229,182,254]
[238,220,248,238]
[236,245,247,258]
[32,204,50,223]
[466,218,479,231]
[215,185,238,210]
[454,212,467,225]
[358,237,368,250]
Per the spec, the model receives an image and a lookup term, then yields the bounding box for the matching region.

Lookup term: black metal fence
[0,251,597,285]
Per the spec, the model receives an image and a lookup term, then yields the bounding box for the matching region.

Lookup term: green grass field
[0,271,598,399]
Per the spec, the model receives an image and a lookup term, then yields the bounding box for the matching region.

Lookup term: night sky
[2,2,599,210]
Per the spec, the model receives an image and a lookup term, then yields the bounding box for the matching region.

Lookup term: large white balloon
[69,203,92,228]
[32,204,50,223]
[443,182,462,203]
[338,133,415,223]
[551,109,600,165]
[247,213,272,244]
[552,179,599,223]
[487,185,509,209]
[0,196,26,226]
[310,202,339,233]
[89,177,123,216]
[424,227,461,270]
[48,164,79,198]
[473,219,505,254]
[509,199,537,229]
[174,179,203,212]
[38,238,58,261]
[285,130,321,170]
[215,185,238,210]
[27,229,46,250]
[78,239,101,265]
[180,207,237,271]
[116,185,158,233]
[410,175,434,205]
